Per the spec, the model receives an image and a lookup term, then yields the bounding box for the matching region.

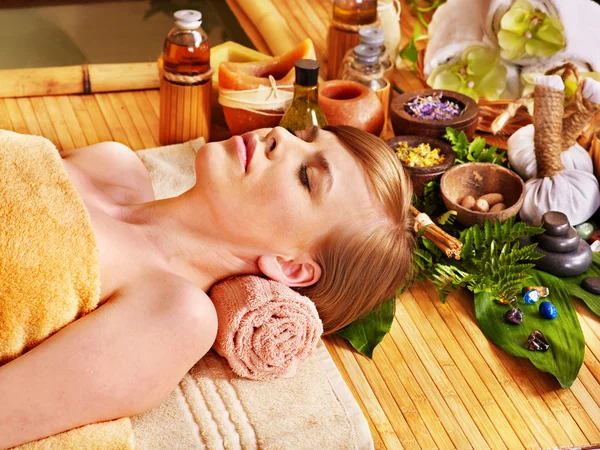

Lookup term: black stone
[504,308,523,325]
[582,277,600,295]
[533,239,593,277]
[527,330,550,352]
[542,211,571,236]
[536,227,580,253]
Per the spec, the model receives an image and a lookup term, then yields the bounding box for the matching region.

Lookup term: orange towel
[210,276,323,381]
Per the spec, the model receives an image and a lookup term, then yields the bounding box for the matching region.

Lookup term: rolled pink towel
[210,276,323,381]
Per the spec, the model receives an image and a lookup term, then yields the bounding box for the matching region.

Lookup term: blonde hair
[300,125,415,334]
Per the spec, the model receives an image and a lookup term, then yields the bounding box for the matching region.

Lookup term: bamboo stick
[44,96,75,151]
[378,332,453,450]
[407,286,521,449]
[121,92,157,149]
[95,93,129,147]
[0,63,158,99]
[419,283,537,449]
[81,95,113,143]
[29,97,61,149]
[324,339,386,449]
[388,302,473,449]
[56,95,88,149]
[109,94,144,150]
[351,343,421,449]
[232,0,299,56]
[327,338,404,449]
[133,91,160,146]
[3,98,28,135]
[69,96,100,146]
[394,300,492,450]
[0,100,13,131]
[16,98,42,136]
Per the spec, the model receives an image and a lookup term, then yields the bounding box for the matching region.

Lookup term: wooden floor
[0,0,600,448]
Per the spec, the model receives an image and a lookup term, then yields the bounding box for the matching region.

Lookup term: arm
[0,274,217,449]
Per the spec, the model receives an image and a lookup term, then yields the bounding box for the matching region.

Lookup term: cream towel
[0,129,135,450]
[133,140,374,450]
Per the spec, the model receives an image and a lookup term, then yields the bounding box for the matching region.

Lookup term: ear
[257,254,322,287]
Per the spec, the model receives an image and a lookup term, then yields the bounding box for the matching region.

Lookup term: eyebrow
[314,151,333,195]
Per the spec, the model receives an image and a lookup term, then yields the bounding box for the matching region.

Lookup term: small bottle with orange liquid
[159,10,212,145]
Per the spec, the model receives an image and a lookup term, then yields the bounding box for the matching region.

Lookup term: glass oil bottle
[327,0,378,81]
[159,9,212,145]
[279,59,327,133]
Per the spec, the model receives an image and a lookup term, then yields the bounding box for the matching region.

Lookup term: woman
[0,125,414,449]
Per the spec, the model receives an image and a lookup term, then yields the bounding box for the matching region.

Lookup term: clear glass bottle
[279,59,328,133]
[338,27,393,79]
[341,45,387,91]
[159,10,212,145]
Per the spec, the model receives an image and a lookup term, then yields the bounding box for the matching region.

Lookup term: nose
[264,126,298,161]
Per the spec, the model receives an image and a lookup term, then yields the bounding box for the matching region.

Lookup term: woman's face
[194,127,378,257]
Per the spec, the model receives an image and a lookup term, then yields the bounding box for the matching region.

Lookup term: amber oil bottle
[159,10,212,145]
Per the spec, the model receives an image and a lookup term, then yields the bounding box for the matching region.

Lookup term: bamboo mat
[0,1,599,449]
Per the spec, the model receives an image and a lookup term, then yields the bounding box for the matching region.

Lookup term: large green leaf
[337,297,396,358]
[474,270,584,388]
[561,252,600,317]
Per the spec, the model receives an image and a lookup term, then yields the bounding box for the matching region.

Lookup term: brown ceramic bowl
[440,163,525,227]
[390,89,479,140]
[386,135,455,197]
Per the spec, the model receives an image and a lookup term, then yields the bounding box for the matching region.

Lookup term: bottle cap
[174,10,202,30]
[294,59,320,87]
[353,45,381,65]
[359,27,384,47]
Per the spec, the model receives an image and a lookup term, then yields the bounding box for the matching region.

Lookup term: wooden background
[0,0,599,448]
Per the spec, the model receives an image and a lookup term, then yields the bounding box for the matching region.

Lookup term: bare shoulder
[118,271,218,351]
[61,142,154,204]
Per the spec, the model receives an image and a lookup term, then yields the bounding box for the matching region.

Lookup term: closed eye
[299,164,311,192]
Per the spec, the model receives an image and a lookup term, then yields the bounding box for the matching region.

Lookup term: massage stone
[542,211,571,236]
[582,277,600,295]
[522,211,593,277]
[536,227,580,253]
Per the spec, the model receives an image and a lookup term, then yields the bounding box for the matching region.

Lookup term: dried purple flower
[404,93,463,121]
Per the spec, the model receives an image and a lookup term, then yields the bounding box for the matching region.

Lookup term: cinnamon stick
[411,206,462,260]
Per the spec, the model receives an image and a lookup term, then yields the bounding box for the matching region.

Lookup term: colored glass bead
[504,308,523,325]
[526,330,550,352]
[589,229,600,245]
[522,286,549,298]
[523,289,540,304]
[539,301,558,319]
[576,222,596,241]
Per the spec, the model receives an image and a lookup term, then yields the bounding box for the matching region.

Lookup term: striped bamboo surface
[0,1,599,449]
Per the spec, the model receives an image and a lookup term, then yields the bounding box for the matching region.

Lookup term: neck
[120,192,261,292]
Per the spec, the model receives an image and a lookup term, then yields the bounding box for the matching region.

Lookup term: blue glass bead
[523,289,540,304]
[539,301,558,320]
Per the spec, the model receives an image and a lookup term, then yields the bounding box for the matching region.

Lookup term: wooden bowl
[440,163,525,227]
[386,135,455,197]
[390,89,479,140]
